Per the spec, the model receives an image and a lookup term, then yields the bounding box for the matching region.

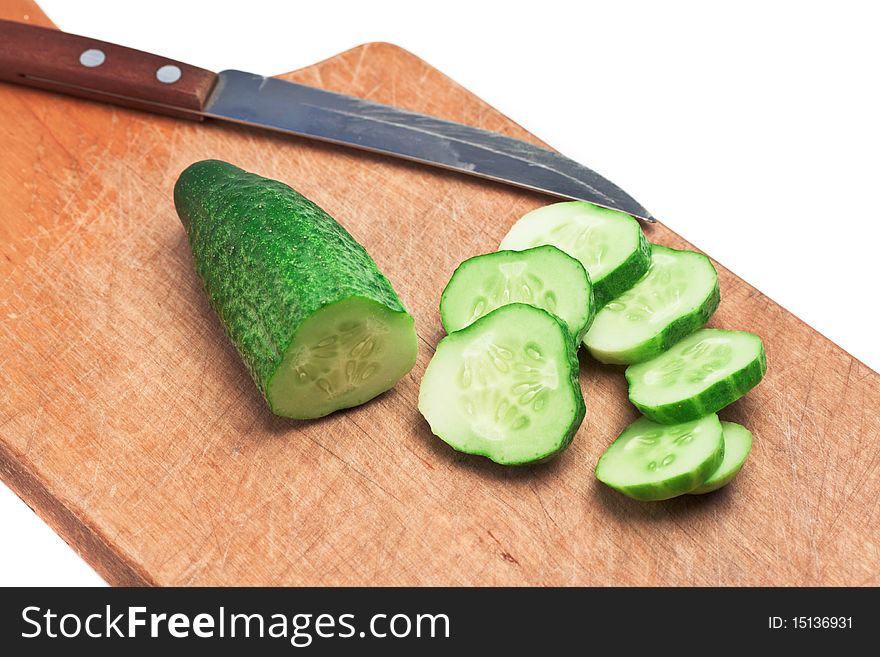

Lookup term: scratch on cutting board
[17,227,52,255]
[351,43,370,89]
[331,43,370,93]
[531,484,587,574]
[486,529,520,566]
[712,504,722,583]
[3,152,93,285]
[311,423,404,506]
[309,66,326,89]
[403,443,434,470]
[21,405,44,457]
[219,483,294,564]
[16,97,77,162]
[360,80,384,101]
[770,394,824,572]
[818,440,880,556]
[418,65,432,86]
[43,159,104,248]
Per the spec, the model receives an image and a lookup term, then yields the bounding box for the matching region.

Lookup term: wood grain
[1,1,878,586]
[0,18,217,119]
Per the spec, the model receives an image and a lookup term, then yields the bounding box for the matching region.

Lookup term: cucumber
[418,303,585,465]
[689,421,753,494]
[440,245,595,342]
[499,201,651,307]
[174,160,418,420]
[583,245,719,365]
[626,329,767,424]
[595,414,724,501]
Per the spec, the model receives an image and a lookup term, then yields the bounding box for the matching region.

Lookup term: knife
[0,19,654,222]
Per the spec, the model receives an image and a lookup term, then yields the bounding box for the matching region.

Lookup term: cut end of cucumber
[584,245,720,365]
[595,414,724,501]
[268,297,417,419]
[626,328,767,424]
[440,245,595,342]
[689,421,753,494]
[499,201,650,307]
[419,303,584,465]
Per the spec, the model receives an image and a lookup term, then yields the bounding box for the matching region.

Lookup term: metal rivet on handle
[79,49,106,68]
[156,64,182,84]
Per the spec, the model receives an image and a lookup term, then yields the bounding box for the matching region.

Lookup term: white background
[2,0,878,585]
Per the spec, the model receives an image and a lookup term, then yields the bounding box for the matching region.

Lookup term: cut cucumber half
[499,201,651,307]
[689,421,753,494]
[440,245,595,342]
[583,245,720,365]
[174,160,418,420]
[269,297,417,418]
[418,303,585,465]
[595,414,724,501]
[626,329,767,424]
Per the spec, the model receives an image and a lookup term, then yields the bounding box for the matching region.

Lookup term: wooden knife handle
[0,19,217,120]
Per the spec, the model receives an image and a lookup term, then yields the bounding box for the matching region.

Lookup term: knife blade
[0,19,654,221]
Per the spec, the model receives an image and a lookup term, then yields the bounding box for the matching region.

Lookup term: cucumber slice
[626,329,767,424]
[418,303,585,465]
[499,201,651,307]
[595,414,724,501]
[174,160,418,420]
[440,245,595,342]
[689,421,753,494]
[583,245,720,365]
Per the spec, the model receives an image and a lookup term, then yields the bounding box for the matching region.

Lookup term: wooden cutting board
[1,0,878,586]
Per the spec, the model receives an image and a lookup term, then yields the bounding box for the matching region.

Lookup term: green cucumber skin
[689,422,753,494]
[438,245,595,343]
[602,445,724,501]
[174,160,412,413]
[622,274,720,365]
[594,229,652,307]
[585,247,721,365]
[626,343,768,424]
[595,414,725,501]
